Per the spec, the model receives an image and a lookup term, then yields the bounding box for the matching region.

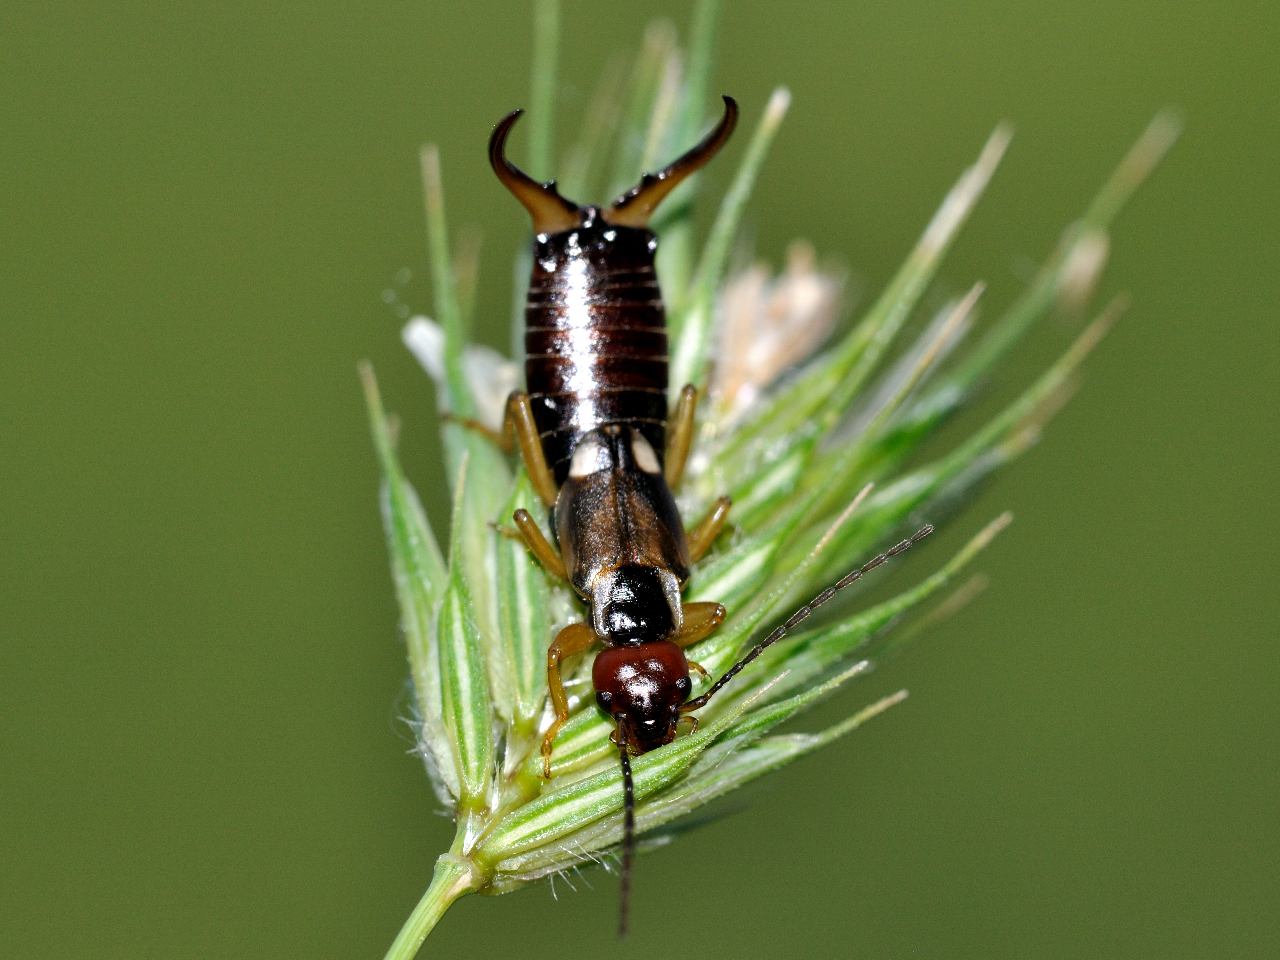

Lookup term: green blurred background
[4,0,1276,957]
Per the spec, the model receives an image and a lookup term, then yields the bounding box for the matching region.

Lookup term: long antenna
[617,734,636,938]
[682,525,935,712]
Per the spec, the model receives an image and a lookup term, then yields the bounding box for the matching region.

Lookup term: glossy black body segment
[525,214,669,484]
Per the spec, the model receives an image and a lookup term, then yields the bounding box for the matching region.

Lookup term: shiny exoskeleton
[482,96,933,935]
[525,216,671,485]
[487,97,740,775]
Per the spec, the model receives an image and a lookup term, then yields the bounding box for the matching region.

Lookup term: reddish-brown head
[592,641,692,753]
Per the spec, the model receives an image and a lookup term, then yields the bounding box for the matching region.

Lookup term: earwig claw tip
[605,95,739,227]
[489,109,581,233]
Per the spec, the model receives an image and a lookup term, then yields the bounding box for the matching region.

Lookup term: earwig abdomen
[524,211,669,484]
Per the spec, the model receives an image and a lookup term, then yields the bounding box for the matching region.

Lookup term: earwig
[479,96,933,935]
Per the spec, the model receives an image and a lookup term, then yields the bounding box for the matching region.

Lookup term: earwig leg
[512,509,567,581]
[444,392,557,511]
[489,521,522,540]
[542,622,598,778]
[677,713,700,736]
[687,496,732,562]
[674,601,726,647]
[687,660,710,681]
[665,384,699,490]
[505,392,560,508]
[441,412,512,451]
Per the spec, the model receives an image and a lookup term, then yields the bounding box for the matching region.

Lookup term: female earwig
[482,96,932,935]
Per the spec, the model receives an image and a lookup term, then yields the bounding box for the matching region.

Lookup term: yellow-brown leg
[445,392,558,506]
[442,412,511,450]
[542,622,598,778]
[687,496,732,562]
[504,393,559,508]
[677,714,700,736]
[665,384,698,490]
[512,508,567,581]
[687,660,710,681]
[674,601,726,647]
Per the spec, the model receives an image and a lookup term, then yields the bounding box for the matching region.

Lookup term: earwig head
[591,565,683,645]
[488,110,584,235]
[606,95,739,228]
[489,96,737,235]
[594,641,693,754]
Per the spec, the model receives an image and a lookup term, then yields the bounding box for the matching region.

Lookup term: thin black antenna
[683,525,935,712]
[617,734,636,938]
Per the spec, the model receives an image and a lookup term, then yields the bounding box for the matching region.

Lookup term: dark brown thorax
[554,424,690,631]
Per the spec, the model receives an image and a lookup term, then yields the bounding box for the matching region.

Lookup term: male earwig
[486,95,739,773]
[481,95,933,935]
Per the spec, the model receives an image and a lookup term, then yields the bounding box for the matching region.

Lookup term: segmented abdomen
[524,223,668,484]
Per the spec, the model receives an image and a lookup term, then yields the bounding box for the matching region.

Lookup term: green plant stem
[383,853,478,960]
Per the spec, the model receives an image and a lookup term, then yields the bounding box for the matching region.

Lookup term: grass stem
[383,855,477,960]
